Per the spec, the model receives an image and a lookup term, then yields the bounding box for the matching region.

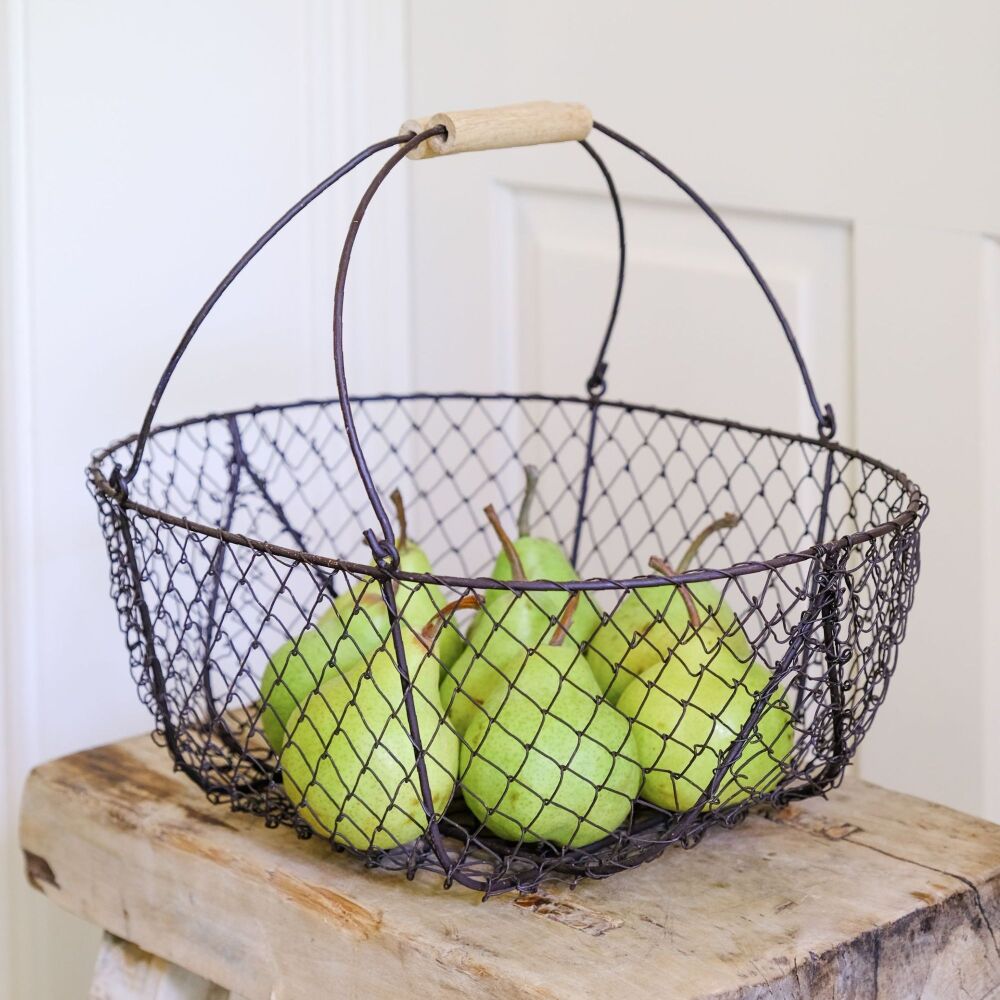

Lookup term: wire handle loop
[334,123,836,546]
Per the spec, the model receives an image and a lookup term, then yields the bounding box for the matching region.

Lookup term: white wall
[3,2,1000,996]
[0,1,408,995]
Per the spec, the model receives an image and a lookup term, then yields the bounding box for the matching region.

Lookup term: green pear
[460,596,641,846]
[441,467,600,734]
[587,514,751,703]
[259,587,388,753]
[616,588,793,813]
[259,490,465,752]
[385,489,465,669]
[279,595,479,851]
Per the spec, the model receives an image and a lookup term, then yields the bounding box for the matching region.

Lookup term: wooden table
[19,734,1000,999]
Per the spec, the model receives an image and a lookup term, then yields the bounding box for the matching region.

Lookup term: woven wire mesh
[88,392,925,896]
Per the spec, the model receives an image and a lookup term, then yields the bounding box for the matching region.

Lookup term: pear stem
[677,512,740,573]
[389,488,409,549]
[549,593,580,647]
[517,464,540,538]
[484,504,526,581]
[419,594,484,649]
[648,556,701,630]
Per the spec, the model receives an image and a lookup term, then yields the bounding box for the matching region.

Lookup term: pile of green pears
[258,489,462,755]
[260,490,469,850]
[261,471,795,855]
[604,538,794,814]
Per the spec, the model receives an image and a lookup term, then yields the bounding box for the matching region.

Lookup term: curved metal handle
[332,126,628,569]
[333,122,835,566]
[118,123,626,516]
[123,115,834,553]
[119,133,408,486]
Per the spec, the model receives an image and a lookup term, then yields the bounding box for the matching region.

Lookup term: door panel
[509,184,851,433]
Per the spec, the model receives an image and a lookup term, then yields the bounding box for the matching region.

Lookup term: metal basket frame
[88,120,927,897]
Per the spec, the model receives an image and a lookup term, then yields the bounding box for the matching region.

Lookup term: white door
[403,2,1000,823]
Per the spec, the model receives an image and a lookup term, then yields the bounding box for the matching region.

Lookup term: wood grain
[20,735,1000,999]
[398,116,440,160]
[401,101,592,159]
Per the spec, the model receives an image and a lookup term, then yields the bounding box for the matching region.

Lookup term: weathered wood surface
[20,734,1000,1000]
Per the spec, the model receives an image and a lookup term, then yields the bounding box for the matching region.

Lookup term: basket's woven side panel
[89,396,926,896]
[840,525,923,749]
[89,479,157,725]
[574,407,833,585]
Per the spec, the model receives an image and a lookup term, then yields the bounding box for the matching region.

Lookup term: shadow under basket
[88,105,927,898]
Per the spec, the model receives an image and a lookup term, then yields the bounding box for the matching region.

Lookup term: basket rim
[87,390,926,591]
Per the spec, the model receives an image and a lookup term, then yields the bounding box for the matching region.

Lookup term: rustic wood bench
[19,733,1000,999]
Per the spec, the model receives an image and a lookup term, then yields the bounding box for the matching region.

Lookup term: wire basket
[88,104,926,897]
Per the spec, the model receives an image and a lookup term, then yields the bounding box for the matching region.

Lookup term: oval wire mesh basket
[88,107,927,897]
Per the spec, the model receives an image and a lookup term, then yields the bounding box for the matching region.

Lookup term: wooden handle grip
[399,101,592,160]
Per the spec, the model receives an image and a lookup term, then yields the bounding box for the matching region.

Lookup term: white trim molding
[1,0,42,993]
[303,0,412,397]
[982,234,1000,825]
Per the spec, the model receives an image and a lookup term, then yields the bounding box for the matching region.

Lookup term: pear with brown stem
[260,489,466,752]
[440,466,600,734]
[585,513,752,703]
[281,594,481,850]
[385,487,466,668]
[615,573,792,814]
[460,595,641,846]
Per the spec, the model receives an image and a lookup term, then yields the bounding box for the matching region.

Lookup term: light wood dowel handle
[399,101,592,160]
